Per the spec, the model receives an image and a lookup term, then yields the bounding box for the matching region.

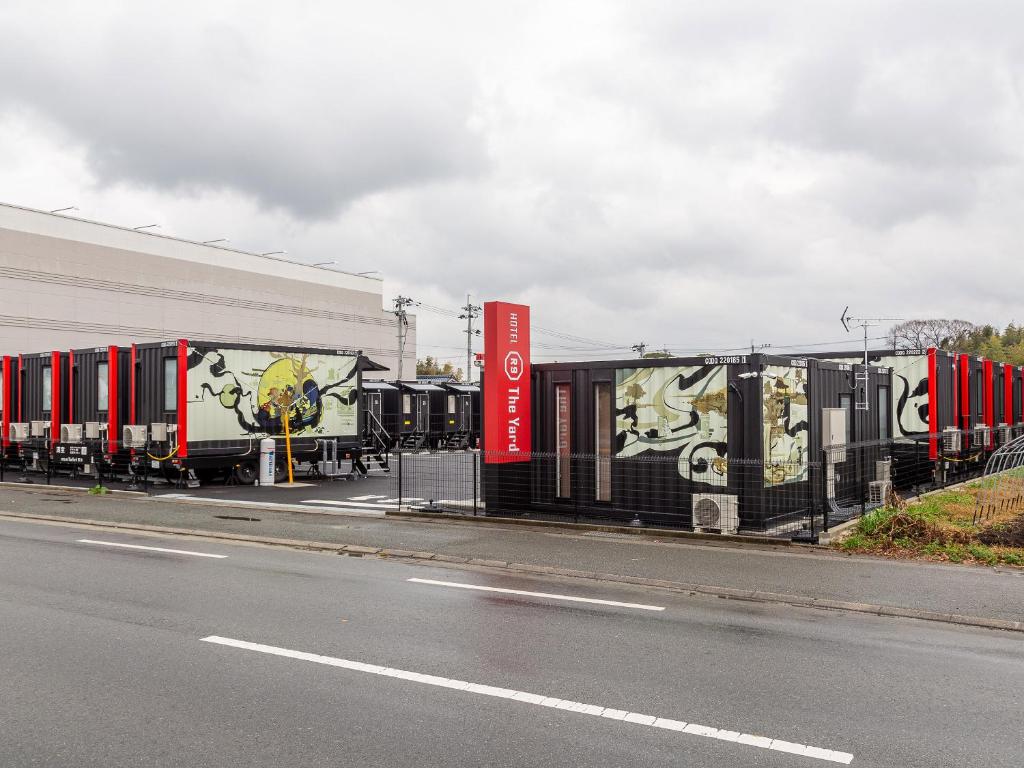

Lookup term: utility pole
[840,306,902,411]
[459,294,482,384]
[393,296,416,380]
[631,342,647,358]
[751,340,771,355]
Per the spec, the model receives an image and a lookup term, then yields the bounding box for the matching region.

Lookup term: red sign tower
[482,301,531,463]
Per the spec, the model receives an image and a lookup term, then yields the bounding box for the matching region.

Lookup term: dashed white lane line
[200,635,853,764]
[408,577,665,612]
[77,539,227,558]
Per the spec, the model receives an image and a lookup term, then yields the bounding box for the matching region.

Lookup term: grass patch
[835,485,1024,568]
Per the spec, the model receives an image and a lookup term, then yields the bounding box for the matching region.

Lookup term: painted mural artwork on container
[615,365,728,482]
[186,347,358,442]
[826,354,930,437]
[763,365,809,486]
[879,355,929,436]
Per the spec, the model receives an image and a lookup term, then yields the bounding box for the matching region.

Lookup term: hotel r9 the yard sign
[483,301,531,463]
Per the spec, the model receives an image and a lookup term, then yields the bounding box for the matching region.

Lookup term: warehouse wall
[0,203,415,375]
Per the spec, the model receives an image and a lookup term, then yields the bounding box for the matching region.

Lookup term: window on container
[594,383,612,502]
[97,363,109,411]
[839,393,853,443]
[877,386,890,440]
[447,394,456,414]
[163,358,177,412]
[402,393,411,413]
[555,383,571,498]
[42,365,52,411]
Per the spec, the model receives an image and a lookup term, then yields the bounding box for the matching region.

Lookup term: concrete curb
[388,509,805,547]
[0,480,146,497]
[2,509,1019,635]
[0,481,815,549]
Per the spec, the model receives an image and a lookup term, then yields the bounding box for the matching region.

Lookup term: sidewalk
[2,485,1023,626]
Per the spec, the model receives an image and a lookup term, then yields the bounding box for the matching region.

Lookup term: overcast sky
[2,1,1022,366]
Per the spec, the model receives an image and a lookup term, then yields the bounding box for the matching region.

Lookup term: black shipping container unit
[126,340,367,484]
[394,381,445,449]
[13,350,70,450]
[494,353,892,533]
[438,382,479,449]
[49,346,132,472]
[1,355,19,457]
[958,354,988,450]
[362,380,399,450]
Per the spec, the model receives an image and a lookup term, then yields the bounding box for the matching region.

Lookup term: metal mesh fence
[0,431,995,541]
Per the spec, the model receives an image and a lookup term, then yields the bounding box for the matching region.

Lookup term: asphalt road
[1,517,1021,767]
[4,486,1024,625]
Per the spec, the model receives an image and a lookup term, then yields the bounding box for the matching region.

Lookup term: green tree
[415,356,464,381]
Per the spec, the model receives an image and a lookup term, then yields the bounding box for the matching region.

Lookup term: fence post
[819,448,827,532]
[46,438,51,485]
[472,451,478,516]
[397,449,403,509]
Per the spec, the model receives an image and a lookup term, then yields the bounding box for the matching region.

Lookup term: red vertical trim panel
[1,356,10,449]
[482,302,531,463]
[927,348,938,460]
[959,354,970,432]
[68,349,74,424]
[130,345,137,426]
[1005,364,1014,429]
[108,345,119,452]
[177,340,189,458]
[983,359,994,449]
[50,350,61,441]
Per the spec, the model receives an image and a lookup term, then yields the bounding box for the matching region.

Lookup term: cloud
[1,0,1023,357]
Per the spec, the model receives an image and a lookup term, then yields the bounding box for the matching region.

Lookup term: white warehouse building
[0,202,414,376]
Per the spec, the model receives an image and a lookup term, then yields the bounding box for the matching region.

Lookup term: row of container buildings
[0,340,480,484]
[483,347,1024,535]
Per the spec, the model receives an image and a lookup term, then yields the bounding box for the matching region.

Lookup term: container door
[459,394,471,431]
[416,394,430,433]
[366,392,382,435]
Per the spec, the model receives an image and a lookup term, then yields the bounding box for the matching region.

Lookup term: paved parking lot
[0,451,479,516]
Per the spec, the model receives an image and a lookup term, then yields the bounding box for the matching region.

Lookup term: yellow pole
[282,395,295,484]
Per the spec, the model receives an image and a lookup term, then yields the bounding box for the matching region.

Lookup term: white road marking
[77,539,227,558]
[408,578,666,612]
[301,500,399,510]
[155,496,386,516]
[347,495,389,501]
[200,635,853,764]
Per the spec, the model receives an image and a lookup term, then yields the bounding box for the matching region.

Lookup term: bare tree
[887,319,977,351]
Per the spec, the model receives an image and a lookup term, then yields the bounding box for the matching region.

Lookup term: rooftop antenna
[841,306,902,411]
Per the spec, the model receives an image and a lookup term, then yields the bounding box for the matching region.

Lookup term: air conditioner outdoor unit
[869,480,892,506]
[122,425,148,448]
[85,422,102,439]
[60,424,83,444]
[875,459,892,482]
[691,493,739,534]
[942,428,962,453]
[998,424,1012,445]
[974,425,990,447]
[150,422,169,442]
[30,420,47,438]
[9,423,29,442]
